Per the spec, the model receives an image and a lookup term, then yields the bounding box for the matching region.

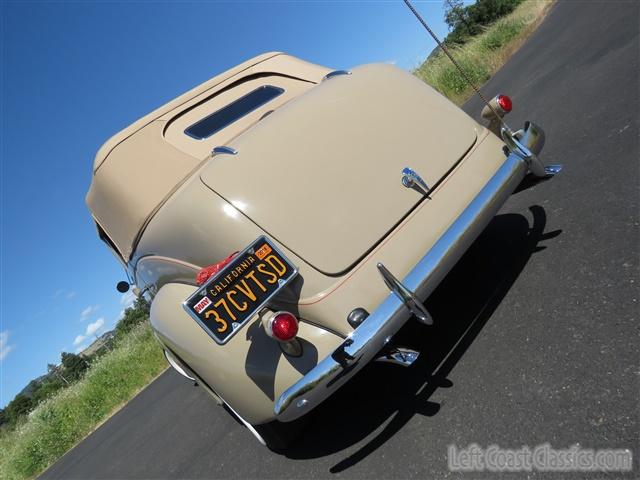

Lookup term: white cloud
[72,318,105,348]
[120,291,136,308]
[75,344,88,354]
[0,331,15,361]
[80,304,100,321]
[86,318,104,337]
[66,291,77,300]
[52,289,64,299]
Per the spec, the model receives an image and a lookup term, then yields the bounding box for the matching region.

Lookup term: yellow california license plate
[183,236,298,344]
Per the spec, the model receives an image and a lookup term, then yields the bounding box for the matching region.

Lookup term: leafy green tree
[61,352,89,382]
[115,296,150,338]
[4,393,34,424]
[444,0,523,45]
[445,0,474,43]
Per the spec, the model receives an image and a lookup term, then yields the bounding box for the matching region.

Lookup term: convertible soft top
[86,52,328,261]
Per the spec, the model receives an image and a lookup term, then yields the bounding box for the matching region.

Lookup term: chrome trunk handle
[401,167,431,196]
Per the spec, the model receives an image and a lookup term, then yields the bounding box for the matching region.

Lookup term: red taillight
[268,311,299,342]
[497,94,512,113]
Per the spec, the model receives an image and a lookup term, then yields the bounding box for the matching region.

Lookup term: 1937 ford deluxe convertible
[86,52,558,449]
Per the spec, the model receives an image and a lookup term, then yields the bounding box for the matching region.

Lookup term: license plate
[183,236,298,345]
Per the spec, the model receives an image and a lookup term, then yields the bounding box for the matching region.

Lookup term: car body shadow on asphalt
[282,204,562,473]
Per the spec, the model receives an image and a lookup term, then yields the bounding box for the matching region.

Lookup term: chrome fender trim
[274,152,528,422]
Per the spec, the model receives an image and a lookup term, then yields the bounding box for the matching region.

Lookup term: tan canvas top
[86,53,329,261]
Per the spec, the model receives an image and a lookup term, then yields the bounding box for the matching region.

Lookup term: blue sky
[0,0,452,407]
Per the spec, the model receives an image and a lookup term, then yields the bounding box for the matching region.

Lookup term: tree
[445,0,473,36]
[61,352,89,381]
[4,393,34,424]
[115,296,150,338]
[443,0,523,45]
[48,362,69,385]
[444,0,475,44]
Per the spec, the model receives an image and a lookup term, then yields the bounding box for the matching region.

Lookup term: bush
[30,379,65,406]
[435,49,491,95]
[478,18,527,51]
[445,0,524,45]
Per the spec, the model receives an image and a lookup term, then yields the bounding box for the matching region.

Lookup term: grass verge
[0,323,166,480]
[414,0,554,104]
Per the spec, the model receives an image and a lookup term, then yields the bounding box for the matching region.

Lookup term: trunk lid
[200,64,478,275]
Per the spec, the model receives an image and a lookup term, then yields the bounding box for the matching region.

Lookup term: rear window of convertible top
[184,85,284,140]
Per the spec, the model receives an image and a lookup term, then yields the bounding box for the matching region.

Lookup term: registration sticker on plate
[182,236,298,345]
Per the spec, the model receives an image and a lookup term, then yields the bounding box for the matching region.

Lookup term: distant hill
[18,373,51,398]
[80,330,115,357]
[426,44,443,61]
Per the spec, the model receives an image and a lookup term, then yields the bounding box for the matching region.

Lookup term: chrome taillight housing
[481,93,513,120]
[264,311,299,342]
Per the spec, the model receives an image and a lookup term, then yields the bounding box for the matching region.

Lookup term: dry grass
[414,1,554,105]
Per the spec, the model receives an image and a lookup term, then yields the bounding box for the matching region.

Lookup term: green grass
[0,323,166,480]
[414,0,553,104]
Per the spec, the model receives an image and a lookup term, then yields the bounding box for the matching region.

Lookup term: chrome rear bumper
[274,143,533,422]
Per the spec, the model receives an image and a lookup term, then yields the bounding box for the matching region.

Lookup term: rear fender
[150,282,343,425]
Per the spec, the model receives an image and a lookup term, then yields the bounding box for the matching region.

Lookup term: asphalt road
[41,2,639,479]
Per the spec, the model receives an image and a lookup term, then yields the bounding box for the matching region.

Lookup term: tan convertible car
[86,52,559,449]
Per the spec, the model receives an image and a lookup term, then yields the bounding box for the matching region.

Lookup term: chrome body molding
[274,149,529,422]
[212,145,238,156]
[322,70,352,81]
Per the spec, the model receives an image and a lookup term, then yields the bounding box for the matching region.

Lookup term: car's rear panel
[145,125,505,315]
[199,64,479,275]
